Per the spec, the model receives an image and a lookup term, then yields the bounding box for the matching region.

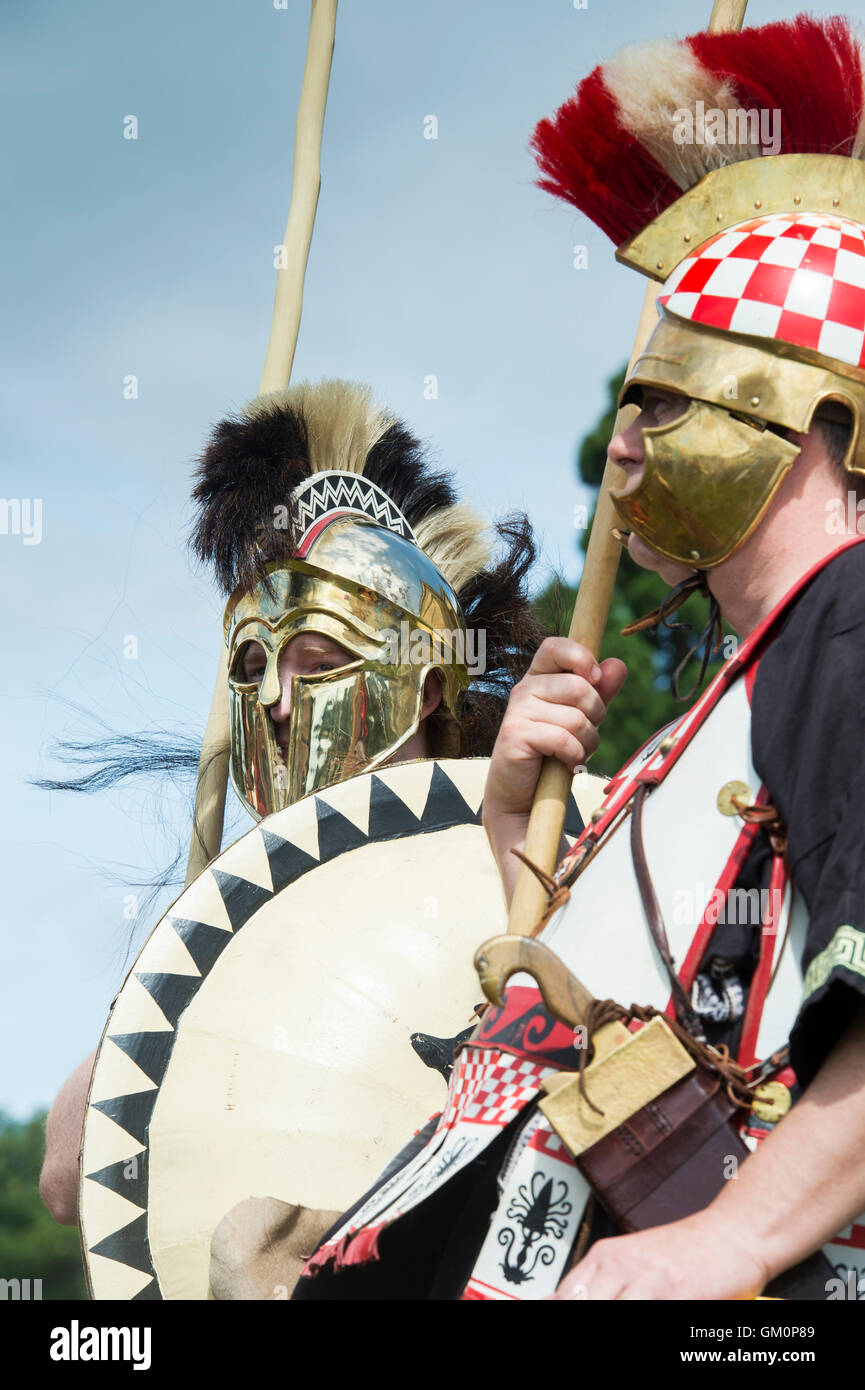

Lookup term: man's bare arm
[713,1000,865,1279]
[39,1050,96,1226]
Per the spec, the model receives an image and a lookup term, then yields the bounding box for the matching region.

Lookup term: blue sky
[1,0,847,1117]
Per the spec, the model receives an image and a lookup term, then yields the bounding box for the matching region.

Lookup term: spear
[185,0,338,886]
[506,0,750,936]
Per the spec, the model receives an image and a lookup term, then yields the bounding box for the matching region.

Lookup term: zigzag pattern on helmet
[292,472,416,548]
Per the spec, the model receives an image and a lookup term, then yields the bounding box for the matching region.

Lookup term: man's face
[234,631,356,768]
[609,385,698,585]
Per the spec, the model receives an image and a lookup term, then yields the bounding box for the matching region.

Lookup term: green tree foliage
[0,1111,87,1300]
[534,367,725,776]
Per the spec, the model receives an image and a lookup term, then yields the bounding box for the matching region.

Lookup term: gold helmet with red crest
[533,14,865,567]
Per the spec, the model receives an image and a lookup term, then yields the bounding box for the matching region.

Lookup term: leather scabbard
[574,1070,834,1300]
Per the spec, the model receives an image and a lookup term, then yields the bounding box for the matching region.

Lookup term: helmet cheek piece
[223,537,471,821]
[612,308,865,569]
[228,676,290,821]
[230,648,468,821]
[610,398,801,569]
[282,662,426,809]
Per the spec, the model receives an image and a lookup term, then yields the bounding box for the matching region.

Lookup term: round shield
[79,758,605,1299]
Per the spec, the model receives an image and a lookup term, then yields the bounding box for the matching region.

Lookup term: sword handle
[474,935,595,1030]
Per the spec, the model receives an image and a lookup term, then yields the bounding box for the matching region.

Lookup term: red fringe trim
[301,1222,386,1280]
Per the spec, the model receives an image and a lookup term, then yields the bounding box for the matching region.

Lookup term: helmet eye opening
[230,639,268,686]
[623,383,692,428]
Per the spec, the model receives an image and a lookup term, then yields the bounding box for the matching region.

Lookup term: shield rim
[78,757,595,1300]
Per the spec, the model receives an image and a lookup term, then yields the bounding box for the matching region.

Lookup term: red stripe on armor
[744,657,760,706]
[598,720,678,799]
[296,510,354,555]
[674,816,764,998]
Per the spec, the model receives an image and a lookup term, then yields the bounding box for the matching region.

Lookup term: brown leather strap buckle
[732,797,788,855]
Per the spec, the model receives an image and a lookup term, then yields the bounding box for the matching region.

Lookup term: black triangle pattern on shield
[261,832,319,893]
[82,762,483,1301]
[315,795,370,862]
[133,972,203,1029]
[84,1149,149,1209]
[90,1091,158,1150]
[168,916,234,975]
[368,773,422,840]
[564,790,585,839]
[107,1031,175,1087]
[89,1213,156,1279]
[211,871,274,931]
[421,763,476,830]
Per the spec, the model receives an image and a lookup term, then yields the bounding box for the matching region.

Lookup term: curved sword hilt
[473,935,595,1032]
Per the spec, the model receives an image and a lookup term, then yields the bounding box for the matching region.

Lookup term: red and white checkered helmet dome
[658,212,865,372]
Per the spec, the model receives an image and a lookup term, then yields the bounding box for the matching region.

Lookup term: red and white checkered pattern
[443,1046,549,1130]
[529,1121,569,1161]
[658,212,865,369]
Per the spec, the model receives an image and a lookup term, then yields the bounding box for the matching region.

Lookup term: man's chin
[627,531,697,586]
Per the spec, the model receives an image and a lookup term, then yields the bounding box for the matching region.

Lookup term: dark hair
[810,407,865,506]
[815,412,853,472]
[31,723,225,961]
[454,513,546,756]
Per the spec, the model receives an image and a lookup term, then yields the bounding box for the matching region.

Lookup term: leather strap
[629,782,705,1037]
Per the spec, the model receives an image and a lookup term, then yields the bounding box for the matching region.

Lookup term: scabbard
[573,1069,833,1300]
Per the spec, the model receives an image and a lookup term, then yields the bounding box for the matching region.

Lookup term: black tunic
[751,541,865,1087]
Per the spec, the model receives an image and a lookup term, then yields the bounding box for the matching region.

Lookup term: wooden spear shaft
[259,0,338,397]
[506,0,749,935]
[184,0,338,888]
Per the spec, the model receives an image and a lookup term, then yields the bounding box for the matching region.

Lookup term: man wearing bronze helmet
[39,378,615,1232]
[294,16,865,1302]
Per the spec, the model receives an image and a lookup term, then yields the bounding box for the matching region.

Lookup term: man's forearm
[483,809,570,909]
[39,1049,96,1226]
[482,809,529,906]
[708,1002,865,1281]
